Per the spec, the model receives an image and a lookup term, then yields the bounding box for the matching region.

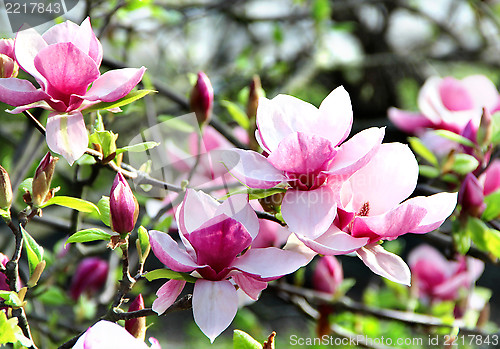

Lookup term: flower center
[288,172,328,191]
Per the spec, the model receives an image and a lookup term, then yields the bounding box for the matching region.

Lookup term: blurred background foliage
[1,0,500,348]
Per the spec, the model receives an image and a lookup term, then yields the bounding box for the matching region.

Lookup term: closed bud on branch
[312,256,343,295]
[70,257,109,300]
[125,294,146,340]
[190,71,213,125]
[110,172,139,236]
[458,173,485,218]
[477,107,492,147]
[32,152,59,207]
[247,75,263,151]
[0,165,13,212]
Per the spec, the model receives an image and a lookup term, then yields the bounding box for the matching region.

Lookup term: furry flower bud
[0,166,12,211]
[32,152,58,207]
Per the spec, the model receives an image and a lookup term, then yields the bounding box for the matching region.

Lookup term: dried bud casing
[477,107,492,147]
[190,71,214,125]
[125,294,146,340]
[109,172,139,236]
[0,165,13,211]
[247,75,262,151]
[32,152,59,207]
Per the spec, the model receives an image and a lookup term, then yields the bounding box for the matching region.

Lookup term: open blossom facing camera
[148,189,308,342]
[73,320,160,349]
[0,18,146,164]
[389,75,500,135]
[408,245,484,302]
[223,86,384,243]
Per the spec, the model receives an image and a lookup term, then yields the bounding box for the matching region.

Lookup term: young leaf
[20,226,43,275]
[82,90,155,114]
[433,130,475,148]
[221,187,287,201]
[451,154,479,175]
[408,137,439,167]
[220,100,250,130]
[17,178,32,194]
[137,225,150,256]
[116,141,159,155]
[418,165,440,178]
[468,217,500,259]
[233,330,262,349]
[66,228,112,244]
[89,130,118,158]
[0,291,24,308]
[482,190,500,221]
[491,112,500,145]
[0,310,32,347]
[39,196,100,215]
[97,196,111,227]
[145,268,197,283]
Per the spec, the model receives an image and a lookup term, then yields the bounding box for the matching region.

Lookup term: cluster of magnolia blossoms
[222,86,458,285]
[0,18,146,164]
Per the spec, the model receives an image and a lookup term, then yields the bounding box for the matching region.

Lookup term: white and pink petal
[152,279,186,315]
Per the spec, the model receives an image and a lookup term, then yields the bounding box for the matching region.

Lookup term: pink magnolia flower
[312,256,343,295]
[321,143,457,285]
[69,257,108,300]
[148,189,308,342]
[222,87,384,243]
[408,245,484,302]
[73,320,161,349]
[125,294,146,340]
[389,75,499,135]
[0,39,18,78]
[0,18,146,164]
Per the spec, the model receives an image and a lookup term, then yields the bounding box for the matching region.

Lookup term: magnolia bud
[125,294,146,340]
[190,71,213,125]
[477,107,492,147]
[32,152,58,207]
[110,172,139,236]
[458,173,486,218]
[247,75,262,151]
[0,253,10,291]
[70,257,109,300]
[312,256,343,295]
[0,166,13,211]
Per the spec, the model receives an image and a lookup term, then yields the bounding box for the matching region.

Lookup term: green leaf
[451,154,479,175]
[75,154,97,166]
[482,190,500,221]
[452,219,470,255]
[154,215,173,232]
[222,187,287,201]
[93,111,105,132]
[491,112,500,145]
[18,178,32,194]
[39,196,100,215]
[21,226,43,275]
[312,0,331,24]
[89,130,118,158]
[97,196,111,227]
[138,226,150,255]
[82,90,155,114]
[0,291,24,308]
[418,165,440,178]
[468,217,500,258]
[220,100,250,130]
[35,286,70,306]
[116,141,159,155]
[233,329,261,349]
[157,115,195,133]
[0,208,10,222]
[66,228,112,244]
[408,137,439,167]
[145,268,197,283]
[0,310,32,347]
[433,130,476,148]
